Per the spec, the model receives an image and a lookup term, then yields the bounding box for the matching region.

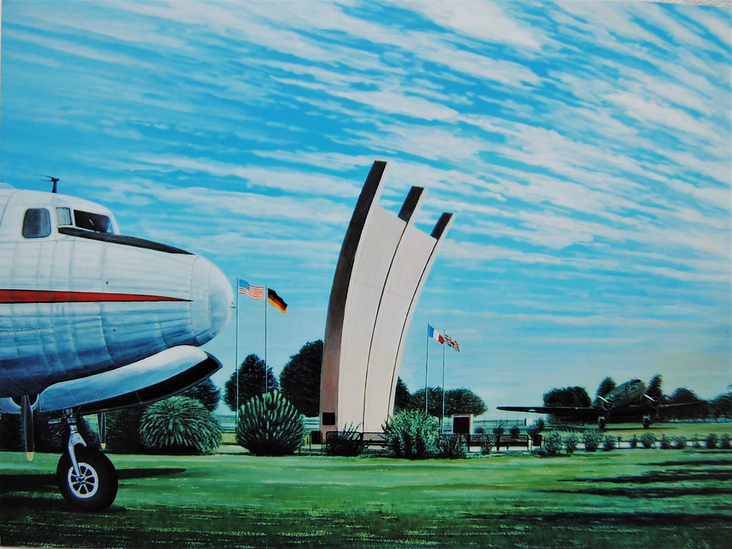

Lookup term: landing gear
[642,415,652,429]
[598,417,606,430]
[56,410,118,511]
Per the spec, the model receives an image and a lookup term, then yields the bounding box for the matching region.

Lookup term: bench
[496,434,530,450]
[322,430,387,448]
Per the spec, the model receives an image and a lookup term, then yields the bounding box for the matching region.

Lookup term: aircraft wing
[496,405,599,419]
[658,402,705,411]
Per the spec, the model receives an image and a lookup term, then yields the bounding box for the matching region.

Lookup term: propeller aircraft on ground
[497,378,696,430]
[0,186,233,510]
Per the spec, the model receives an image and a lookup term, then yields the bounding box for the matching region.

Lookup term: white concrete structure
[320,161,453,433]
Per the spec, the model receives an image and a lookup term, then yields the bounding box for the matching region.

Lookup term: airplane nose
[208,262,233,337]
[191,257,233,345]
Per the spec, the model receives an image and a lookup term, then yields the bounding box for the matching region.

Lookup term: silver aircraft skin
[0,187,233,510]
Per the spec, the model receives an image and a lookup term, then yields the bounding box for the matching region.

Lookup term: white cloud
[393,0,543,49]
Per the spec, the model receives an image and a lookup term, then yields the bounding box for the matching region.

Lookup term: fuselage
[601,379,647,410]
[0,188,233,397]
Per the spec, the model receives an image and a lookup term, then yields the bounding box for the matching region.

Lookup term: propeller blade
[20,395,34,461]
[98,412,107,449]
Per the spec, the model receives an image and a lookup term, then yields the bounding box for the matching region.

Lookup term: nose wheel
[57,446,118,511]
[55,409,118,511]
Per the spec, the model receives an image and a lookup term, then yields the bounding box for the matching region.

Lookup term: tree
[664,387,707,420]
[393,377,412,413]
[543,386,591,408]
[595,377,616,401]
[445,388,487,416]
[181,377,221,412]
[647,374,663,401]
[224,354,278,412]
[544,386,591,424]
[406,387,487,417]
[410,387,445,417]
[279,340,322,417]
[710,391,732,420]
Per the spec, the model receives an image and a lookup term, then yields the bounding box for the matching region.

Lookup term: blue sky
[1,0,729,415]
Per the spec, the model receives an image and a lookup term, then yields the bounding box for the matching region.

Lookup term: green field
[1,423,731,548]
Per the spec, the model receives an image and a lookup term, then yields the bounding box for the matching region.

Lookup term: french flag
[428,324,444,344]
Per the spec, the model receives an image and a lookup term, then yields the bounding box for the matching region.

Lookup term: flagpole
[425,324,430,415]
[235,277,240,425]
[441,332,446,433]
[264,285,268,393]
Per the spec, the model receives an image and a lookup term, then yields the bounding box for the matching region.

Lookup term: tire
[642,416,651,429]
[598,417,606,430]
[56,445,118,511]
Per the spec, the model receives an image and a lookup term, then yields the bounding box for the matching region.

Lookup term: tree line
[226,339,487,419]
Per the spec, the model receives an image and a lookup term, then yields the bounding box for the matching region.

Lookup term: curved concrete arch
[320,161,453,433]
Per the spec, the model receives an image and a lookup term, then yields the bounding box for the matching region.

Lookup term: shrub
[140,396,221,454]
[477,433,495,455]
[603,435,618,451]
[640,432,657,449]
[659,435,671,449]
[672,436,687,450]
[509,425,521,438]
[383,410,439,459]
[705,433,718,449]
[691,436,701,449]
[492,424,505,438]
[564,433,579,455]
[629,435,638,449]
[437,434,467,459]
[325,424,364,457]
[106,406,146,452]
[541,430,563,455]
[720,434,731,450]
[583,429,603,452]
[237,390,304,456]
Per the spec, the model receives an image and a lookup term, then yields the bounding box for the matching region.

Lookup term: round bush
[603,435,618,451]
[541,430,563,455]
[640,432,657,449]
[583,429,603,452]
[383,409,439,459]
[720,433,731,450]
[564,433,579,455]
[140,396,222,454]
[237,390,304,456]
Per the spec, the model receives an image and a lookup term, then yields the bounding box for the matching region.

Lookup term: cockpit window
[22,208,52,238]
[56,207,73,226]
[74,210,112,233]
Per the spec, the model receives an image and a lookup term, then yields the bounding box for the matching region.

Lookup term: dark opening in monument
[453,415,472,435]
[322,412,336,426]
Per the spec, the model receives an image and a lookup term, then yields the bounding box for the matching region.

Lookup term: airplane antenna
[35,175,61,193]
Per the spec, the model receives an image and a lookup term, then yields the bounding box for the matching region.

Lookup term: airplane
[0,186,233,510]
[497,378,697,430]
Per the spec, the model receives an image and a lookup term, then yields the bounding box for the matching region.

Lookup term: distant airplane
[497,378,697,430]
[0,187,233,510]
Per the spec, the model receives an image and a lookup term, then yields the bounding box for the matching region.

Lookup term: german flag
[267,288,288,314]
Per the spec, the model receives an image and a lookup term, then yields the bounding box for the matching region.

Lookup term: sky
[0,0,729,417]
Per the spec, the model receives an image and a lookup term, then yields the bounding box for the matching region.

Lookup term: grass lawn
[1,423,731,548]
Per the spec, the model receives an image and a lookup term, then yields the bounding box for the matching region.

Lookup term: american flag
[238,279,264,300]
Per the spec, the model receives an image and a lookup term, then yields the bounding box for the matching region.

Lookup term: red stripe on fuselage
[0,289,190,303]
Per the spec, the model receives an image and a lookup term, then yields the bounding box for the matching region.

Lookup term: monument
[319,161,453,435]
